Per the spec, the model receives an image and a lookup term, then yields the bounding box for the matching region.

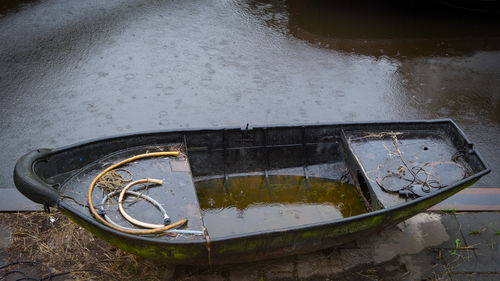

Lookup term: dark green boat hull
[13,119,489,265]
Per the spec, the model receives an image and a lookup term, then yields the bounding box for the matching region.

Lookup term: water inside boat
[195,175,367,238]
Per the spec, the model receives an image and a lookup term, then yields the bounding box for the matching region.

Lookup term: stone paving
[1,211,499,280]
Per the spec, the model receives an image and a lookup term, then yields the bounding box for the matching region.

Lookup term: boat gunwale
[16,119,491,245]
[43,119,469,154]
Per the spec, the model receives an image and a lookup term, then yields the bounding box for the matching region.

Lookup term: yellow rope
[87,151,187,234]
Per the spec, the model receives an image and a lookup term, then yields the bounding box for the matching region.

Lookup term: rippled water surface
[1,0,499,189]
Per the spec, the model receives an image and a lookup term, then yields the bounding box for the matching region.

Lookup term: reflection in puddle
[195,175,367,237]
[287,0,500,57]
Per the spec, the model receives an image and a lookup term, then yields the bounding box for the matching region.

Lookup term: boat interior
[36,122,487,240]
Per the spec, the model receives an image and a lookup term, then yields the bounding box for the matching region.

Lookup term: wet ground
[1,211,500,280]
[1,0,499,192]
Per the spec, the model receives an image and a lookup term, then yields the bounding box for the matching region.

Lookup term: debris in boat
[100,189,203,235]
[117,178,171,228]
[96,168,132,194]
[88,151,204,235]
[101,189,167,228]
[375,135,466,197]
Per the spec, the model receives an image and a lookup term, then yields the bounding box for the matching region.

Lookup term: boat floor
[344,129,471,208]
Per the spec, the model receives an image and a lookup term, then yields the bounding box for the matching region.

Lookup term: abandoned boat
[13,119,489,265]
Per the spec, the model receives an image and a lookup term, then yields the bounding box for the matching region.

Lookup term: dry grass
[0,211,175,280]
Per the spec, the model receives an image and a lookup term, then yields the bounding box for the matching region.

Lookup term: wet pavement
[1,0,499,194]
